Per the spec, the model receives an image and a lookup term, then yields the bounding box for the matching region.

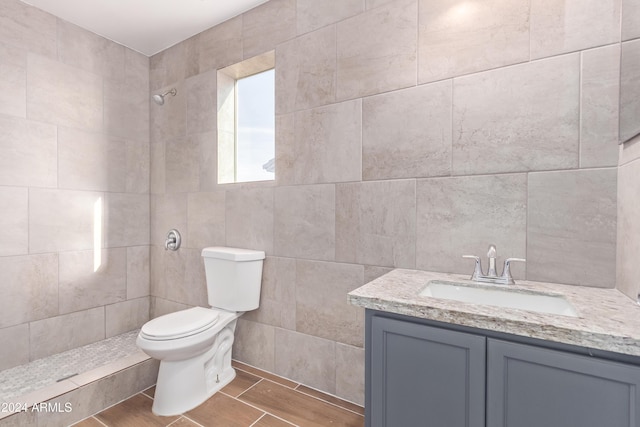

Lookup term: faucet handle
[462,255,484,280]
[501,258,526,285]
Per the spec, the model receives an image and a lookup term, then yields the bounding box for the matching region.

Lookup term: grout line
[94,417,109,427]
[248,413,267,427]
[139,391,154,401]
[179,415,206,427]
[292,387,365,417]
[231,377,263,399]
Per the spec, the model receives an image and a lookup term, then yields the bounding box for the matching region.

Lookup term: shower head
[152,88,177,105]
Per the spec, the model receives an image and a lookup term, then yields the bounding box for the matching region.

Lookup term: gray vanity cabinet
[487,339,640,427]
[367,311,640,427]
[369,316,486,427]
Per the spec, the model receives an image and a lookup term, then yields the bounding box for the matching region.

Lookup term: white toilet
[136,246,265,416]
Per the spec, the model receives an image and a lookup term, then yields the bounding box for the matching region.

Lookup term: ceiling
[20,0,269,56]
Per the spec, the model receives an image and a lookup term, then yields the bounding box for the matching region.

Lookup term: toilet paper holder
[165,229,181,251]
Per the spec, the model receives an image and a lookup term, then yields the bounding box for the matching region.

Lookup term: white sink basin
[419,280,579,317]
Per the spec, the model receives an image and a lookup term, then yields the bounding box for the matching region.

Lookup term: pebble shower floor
[0,330,140,403]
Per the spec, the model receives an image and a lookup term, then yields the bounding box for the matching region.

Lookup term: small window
[217,52,275,184]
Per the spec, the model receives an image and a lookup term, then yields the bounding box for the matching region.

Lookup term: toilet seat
[141,307,220,340]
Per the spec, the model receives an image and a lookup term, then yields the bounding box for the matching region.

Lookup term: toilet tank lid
[201,246,265,261]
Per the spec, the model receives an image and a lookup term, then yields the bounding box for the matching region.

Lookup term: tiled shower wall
[617,7,640,302]
[0,1,150,372]
[149,0,635,405]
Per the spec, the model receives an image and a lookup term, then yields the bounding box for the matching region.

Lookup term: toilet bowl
[136,246,265,416]
[137,307,240,416]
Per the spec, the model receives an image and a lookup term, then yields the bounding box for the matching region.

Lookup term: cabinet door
[370,316,486,427]
[487,338,640,427]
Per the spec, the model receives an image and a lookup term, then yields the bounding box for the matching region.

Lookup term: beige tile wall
[147,0,630,407]
[0,0,150,370]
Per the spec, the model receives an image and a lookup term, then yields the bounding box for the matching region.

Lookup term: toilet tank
[201,247,265,312]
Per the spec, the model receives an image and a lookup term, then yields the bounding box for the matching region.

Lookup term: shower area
[0,1,158,424]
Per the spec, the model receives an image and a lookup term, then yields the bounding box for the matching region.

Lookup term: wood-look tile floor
[73,361,364,427]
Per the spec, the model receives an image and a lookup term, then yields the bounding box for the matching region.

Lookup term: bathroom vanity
[348,269,640,427]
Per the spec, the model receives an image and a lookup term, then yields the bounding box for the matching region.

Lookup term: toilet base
[151,319,237,416]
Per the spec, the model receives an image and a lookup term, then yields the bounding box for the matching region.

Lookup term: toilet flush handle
[165,229,181,251]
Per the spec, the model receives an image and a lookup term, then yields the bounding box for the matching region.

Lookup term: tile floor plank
[73,417,107,427]
[295,385,365,416]
[186,392,264,427]
[239,380,364,427]
[222,369,262,397]
[95,393,178,426]
[232,361,299,389]
[168,417,202,426]
[252,414,296,427]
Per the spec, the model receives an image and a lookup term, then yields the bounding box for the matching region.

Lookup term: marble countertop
[348,269,640,357]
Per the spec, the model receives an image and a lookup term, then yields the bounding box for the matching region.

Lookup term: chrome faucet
[462,245,526,285]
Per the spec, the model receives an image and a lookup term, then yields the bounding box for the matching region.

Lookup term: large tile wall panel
[243,257,297,330]
[0,186,28,256]
[150,193,188,248]
[150,80,186,143]
[362,81,452,180]
[187,191,226,249]
[58,127,127,192]
[29,307,105,360]
[242,0,296,59]
[274,328,336,393]
[620,39,640,144]
[336,343,365,406]
[126,246,150,300]
[274,113,295,186]
[104,78,149,143]
[336,0,417,100]
[186,70,217,135]
[416,174,528,275]
[0,324,29,371]
[418,0,529,83]
[296,0,363,35]
[293,100,361,184]
[29,188,103,253]
[336,180,416,268]
[57,19,125,81]
[152,248,208,307]
[0,42,27,118]
[149,37,199,91]
[530,0,621,59]
[295,260,364,347]
[234,319,276,373]
[105,297,150,338]
[198,15,243,73]
[0,115,57,187]
[276,25,336,115]
[580,45,620,167]
[623,0,640,41]
[617,159,640,300]
[164,135,200,193]
[528,169,617,287]
[452,54,580,175]
[225,187,275,253]
[0,0,56,58]
[274,184,335,261]
[58,248,127,314]
[0,254,58,329]
[27,54,103,132]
